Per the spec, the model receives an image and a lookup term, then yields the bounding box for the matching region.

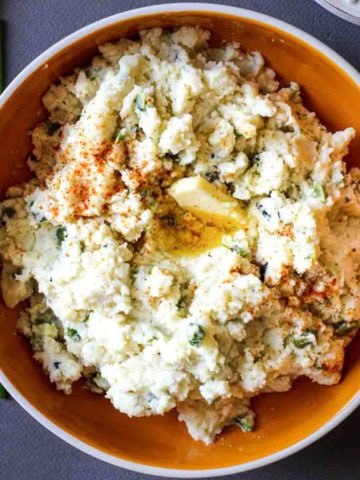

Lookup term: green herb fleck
[235,131,244,138]
[135,94,146,112]
[188,324,206,347]
[234,416,253,432]
[314,359,324,370]
[230,246,248,257]
[80,241,86,253]
[293,332,315,349]
[313,183,326,202]
[113,128,127,143]
[2,206,16,218]
[55,226,67,247]
[66,327,81,342]
[46,121,61,136]
[333,321,358,337]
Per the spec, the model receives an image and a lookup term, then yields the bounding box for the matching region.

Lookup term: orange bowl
[0,4,359,477]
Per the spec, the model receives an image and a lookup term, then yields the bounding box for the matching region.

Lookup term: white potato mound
[1,27,360,444]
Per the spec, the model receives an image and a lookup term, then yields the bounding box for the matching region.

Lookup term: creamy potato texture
[1,27,359,444]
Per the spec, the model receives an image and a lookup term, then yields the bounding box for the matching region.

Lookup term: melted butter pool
[154,210,240,257]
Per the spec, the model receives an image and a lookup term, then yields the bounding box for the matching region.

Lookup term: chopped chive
[314,359,324,370]
[313,183,326,202]
[230,246,248,257]
[333,321,358,336]
[55,226,67,247]
[115,132,126,142]
[66,327,81,342]
[293,337,313,348]
[234,416,253,432]
[188,324,205,347]
[135,94,146,112]
[113,128,127,142]
[292,331,316,349]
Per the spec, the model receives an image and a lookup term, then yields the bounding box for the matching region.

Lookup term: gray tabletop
[0,1,359,479]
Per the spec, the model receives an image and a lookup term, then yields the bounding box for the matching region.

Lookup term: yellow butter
[169,176,247,229]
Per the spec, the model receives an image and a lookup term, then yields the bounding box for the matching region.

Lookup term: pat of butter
[169,176,247,228]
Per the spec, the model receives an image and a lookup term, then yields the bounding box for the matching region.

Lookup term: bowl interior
[0,10,359,471]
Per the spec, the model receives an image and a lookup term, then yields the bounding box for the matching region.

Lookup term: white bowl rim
[0,2,359,478]
[314,0,360,26]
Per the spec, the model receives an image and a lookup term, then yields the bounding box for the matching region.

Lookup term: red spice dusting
[50,205,59,218]
[279,226,295,241]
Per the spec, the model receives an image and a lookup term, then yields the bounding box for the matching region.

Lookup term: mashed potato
[1,27,359,444]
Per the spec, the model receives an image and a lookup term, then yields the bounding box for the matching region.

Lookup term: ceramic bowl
[314,0,360,25]
[0,3,359,477]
